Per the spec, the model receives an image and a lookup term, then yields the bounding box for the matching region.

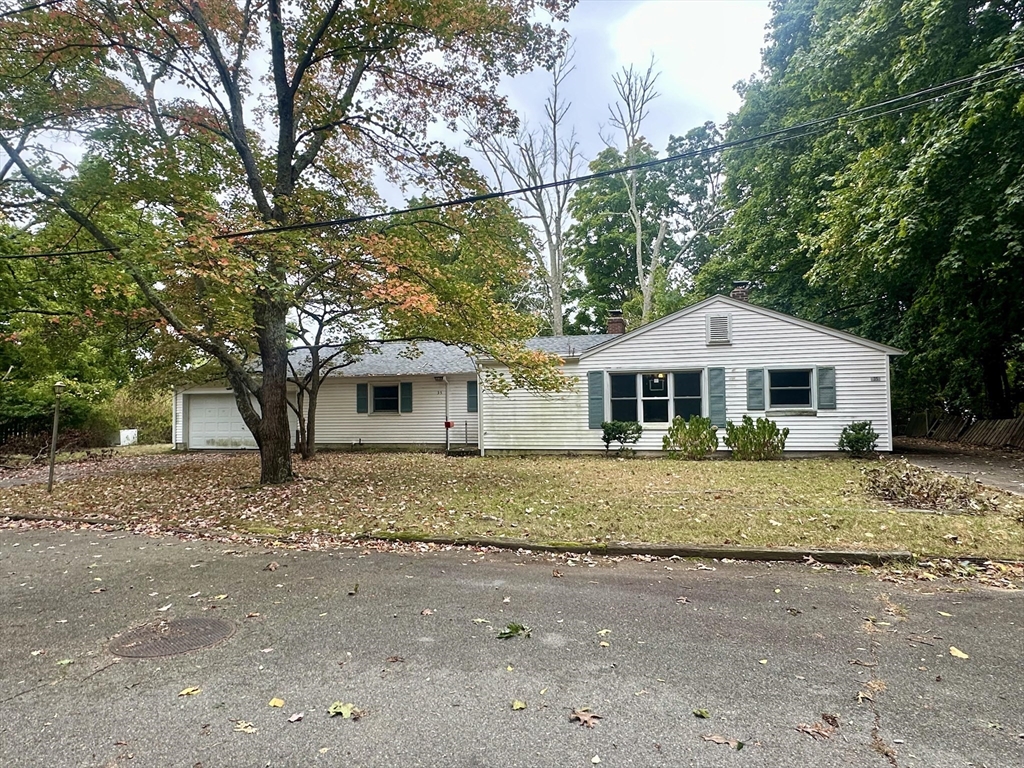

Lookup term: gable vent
[706,314,731,345]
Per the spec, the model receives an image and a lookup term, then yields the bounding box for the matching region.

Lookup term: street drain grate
[109,617,235,658]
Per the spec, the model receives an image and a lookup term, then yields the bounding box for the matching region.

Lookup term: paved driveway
[894,437,1024,496]
[1,528,1021,768]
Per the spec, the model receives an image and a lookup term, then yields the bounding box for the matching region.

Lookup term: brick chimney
[606,309,626,335]
[730,280,751,302]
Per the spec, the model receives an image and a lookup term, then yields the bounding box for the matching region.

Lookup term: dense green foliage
[600,420,643,455]
[723,415,789,460]
[700,0,1024,420]
[838,420,879,456]
[661,415,719,459]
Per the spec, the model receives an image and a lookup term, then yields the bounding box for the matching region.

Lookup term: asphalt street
[1,528,1021,768]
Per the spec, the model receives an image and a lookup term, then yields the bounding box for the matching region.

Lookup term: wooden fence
[924,415,1024,450]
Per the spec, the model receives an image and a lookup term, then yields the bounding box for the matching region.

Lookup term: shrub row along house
[173,290,902,454]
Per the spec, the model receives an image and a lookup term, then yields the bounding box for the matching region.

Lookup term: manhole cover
[109,617,235,658]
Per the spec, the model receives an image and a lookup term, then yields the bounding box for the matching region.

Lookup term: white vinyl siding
[313,375,477,446]
[480,297,894,452]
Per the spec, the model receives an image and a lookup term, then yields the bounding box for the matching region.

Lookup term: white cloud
[609,0,771,125]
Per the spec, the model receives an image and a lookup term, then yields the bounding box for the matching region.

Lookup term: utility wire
[3,56,1022,259]
[212,57,1024,240]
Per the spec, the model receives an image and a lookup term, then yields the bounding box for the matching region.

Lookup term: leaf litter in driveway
[287,712,304,723]
[570,708,602,728]
[702,734,744,750]
[233,721,257,734]
[328,702,363,719]
[796,720,837,740]
[497,622,531,639]
[511,700,527,711]
[178,687,201,697]
[949,646,969,659]
[268,698,284,708]
[693,709,710,719]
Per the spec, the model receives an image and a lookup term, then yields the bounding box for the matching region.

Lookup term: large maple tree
[0,0,574,482]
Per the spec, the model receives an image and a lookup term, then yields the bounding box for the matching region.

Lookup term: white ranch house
[173,294,902,454]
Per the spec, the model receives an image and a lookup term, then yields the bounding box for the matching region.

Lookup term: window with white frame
[609,371,703,424]
[372,384,400,413]
[768,369,812,408]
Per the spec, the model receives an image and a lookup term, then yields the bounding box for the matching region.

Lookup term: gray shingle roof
[289,341,476,378]
[524,334,617,356]
[287,335,615,378]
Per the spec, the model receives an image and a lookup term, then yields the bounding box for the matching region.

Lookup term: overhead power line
[3,56,1022,260]
[212,57,1024,240]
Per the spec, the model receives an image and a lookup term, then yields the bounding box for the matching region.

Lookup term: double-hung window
[609,371,703,424]
[372,385,400,413]
[768,369,812,409]
[609,373,638,422]
[673,371,703,420]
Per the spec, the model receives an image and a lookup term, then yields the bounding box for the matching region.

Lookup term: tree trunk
[254,294,293,483]
[305,382,319,459]
[981,349,1013,419]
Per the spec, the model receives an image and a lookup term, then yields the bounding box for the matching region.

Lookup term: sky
[478,0,774,163]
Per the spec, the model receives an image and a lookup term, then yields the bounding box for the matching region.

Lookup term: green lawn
[2,452,1021,560]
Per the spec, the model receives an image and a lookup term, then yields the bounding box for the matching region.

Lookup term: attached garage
[185,393,258,450]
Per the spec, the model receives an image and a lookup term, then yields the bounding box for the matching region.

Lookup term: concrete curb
[5,513,1018,566]
[356,533,913,566]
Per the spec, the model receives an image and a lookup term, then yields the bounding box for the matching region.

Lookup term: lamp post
[46,381,65,494]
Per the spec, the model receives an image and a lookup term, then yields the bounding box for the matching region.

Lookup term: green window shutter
[400,382,413,413]
[817,367,836,410]
[587,371,604,429]
[708,367,726,428]
[746,368,765,410]
[466,380,478,413]
[356,383,368,413]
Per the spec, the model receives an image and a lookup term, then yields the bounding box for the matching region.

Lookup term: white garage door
[188,394,258,449]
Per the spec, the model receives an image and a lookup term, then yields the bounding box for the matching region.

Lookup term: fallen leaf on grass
[702,734,744,750]
[949,646,969,659]
[328,702,362,719]
[268,698,284,708]
[693,709,710,719]
[233,721,257,734]
[497,623,531,639]
[178,687,201,697]
[287,712,303,723]
[512,700,527,711]
[570,708,602,728]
